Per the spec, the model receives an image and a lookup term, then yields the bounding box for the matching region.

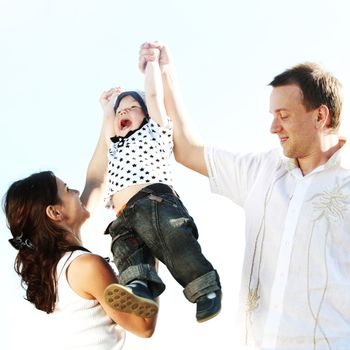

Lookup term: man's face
[269,84,319,160]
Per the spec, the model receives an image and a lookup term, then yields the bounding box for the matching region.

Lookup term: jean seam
[151,198,177,271]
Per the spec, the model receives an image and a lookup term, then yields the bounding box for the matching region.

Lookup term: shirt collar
[110,117,149,143]
[325,137,350,169]
[281,137,350,174]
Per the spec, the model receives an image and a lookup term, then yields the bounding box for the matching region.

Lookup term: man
[139,43,350,349]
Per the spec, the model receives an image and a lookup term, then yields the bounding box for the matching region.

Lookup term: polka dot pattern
[105,119,173,208]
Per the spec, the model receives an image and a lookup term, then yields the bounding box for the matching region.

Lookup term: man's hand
[139,41,172,73]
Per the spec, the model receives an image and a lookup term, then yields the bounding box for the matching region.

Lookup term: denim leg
[106,212,165,297]
[183,270,221,303]
[130,192,221,303]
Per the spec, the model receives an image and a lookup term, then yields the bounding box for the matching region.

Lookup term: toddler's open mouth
[120,119,132,130]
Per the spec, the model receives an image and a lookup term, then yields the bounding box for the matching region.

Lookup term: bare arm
[68,254,157,338]
[144,50,168,127]
[139,42,208,176]
[80,88,120,213]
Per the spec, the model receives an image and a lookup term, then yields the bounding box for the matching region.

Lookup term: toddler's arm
[144,49,169,127]
[140,42,208,176]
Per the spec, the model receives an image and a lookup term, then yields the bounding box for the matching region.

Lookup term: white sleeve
[204,145,281,207]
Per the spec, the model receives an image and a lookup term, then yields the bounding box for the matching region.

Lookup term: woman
[4,170,157,349]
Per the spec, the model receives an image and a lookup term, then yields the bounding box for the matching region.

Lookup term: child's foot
[104,282,158,318]
[196,290,222,323]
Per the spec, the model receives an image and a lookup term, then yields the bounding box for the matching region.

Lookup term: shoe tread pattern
[104,284,158,318]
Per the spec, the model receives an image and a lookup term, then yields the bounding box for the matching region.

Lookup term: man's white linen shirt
[205,139,350,350]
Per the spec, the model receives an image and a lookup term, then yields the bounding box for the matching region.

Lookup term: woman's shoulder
[69,252,110,272]
[66,253,117,299]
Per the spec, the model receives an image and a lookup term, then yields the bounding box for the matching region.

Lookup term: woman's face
[55,177,90,233]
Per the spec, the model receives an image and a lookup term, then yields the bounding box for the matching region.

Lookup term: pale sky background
[1,0,350,349]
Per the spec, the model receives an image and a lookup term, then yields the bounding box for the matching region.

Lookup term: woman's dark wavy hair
[3,171,78,313]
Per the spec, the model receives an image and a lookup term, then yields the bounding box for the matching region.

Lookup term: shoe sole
[104,284,158,318]
[196,292,222,323]
[196,308,221,323]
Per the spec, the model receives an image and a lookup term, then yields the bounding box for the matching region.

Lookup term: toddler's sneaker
[104,282,158,318]
[196,290,222,322]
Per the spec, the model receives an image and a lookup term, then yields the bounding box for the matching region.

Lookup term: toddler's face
[114,95,145,137]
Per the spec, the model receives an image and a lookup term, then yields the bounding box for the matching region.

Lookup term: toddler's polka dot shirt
[105,118,174,209]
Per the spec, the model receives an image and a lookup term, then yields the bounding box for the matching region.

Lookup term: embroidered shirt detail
[309,176,350,223]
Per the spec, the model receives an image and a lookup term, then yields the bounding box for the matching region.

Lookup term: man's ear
[46,205,62,222]
[315,104,330,129]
